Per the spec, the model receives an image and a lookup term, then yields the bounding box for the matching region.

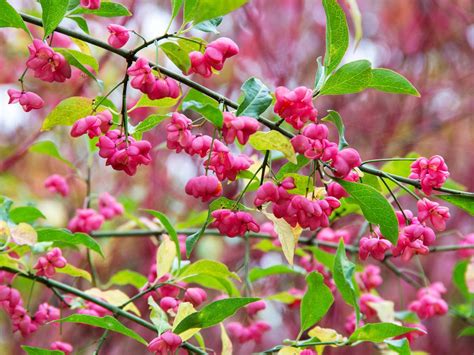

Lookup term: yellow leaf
[277,346,301,354]
[71,38,92,55]
[220,324,233,355]
[57,264,92,282]
[262,210,302,265]
[172,302,199,341]
[10,223,37,245]
[156,235,176,279]
[249,131,297,164]
[307,326,346,354]
[367,300,396,323]
[85,288,141,316]
[466,260,474,293]
[0,221,11,239]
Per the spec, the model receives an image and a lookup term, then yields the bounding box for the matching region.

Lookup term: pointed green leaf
[184,0,248,25]
[179,259,240,281]
[300,272,334,331]
[22,346,62,355]
[349,323,420,344]
[368,68,420,97]
[132,114,169,135]
[9,206,45,224]
[108,270,148,289]
[323,0,349,73]
[29,140,75,169]
[236,77,272,118]
[55,48,102,89]
[182,88,223,127]
[320,60,372,95]
[249,265,304,283]
[437,195,474,216]
[0,0,30,35]
[37,228,104,256]
[161,41,191,72]
[40,0,69,38]
[41,96,94,130]
[56,263,91,281]
[194,17,223,33]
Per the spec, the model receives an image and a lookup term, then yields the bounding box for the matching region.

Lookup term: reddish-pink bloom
[417,198,450,231]
[211,209,260,237]
[33,248,67,277]
[291,123,338,161]
[185,175,222,202]
[26,39,71,82]
[148,331,182,354]
[107,24,130,48]
[392,219,435,261]
[127,57,155,93]
[70,110,112,138]
[246,300,266,316]
[78,300,112,317]
[44,174,69,197]
[33,303,60,326]
[68,208,104,234]
[227,319,271,344]
[300,350,317,355]
[284,196,340,231]
[408,282,448,319]
[166,113,194,153]
[357,265,383,291]
[50,341,73,355]
[359,230,392,261]
[254,181,281,207]
[159,297,179,313]
[80,0,100,9]
[458,233,474,258]
[274,86,317,129]
[183,287,207,307]
[188,51,212,77]
[206,143,253,181]
[316,228,352,251]
[98,192,124,220]
[10,305,37,336]
[409,155,449,195]
[148,77,180,100]
[222,112,259,145]
[331,148,362,178]
[7,89,44,112]
[184,134,212,157]
[0,285,23,312]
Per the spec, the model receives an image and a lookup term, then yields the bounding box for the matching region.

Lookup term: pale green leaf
[368,68,420,97]
[40,0,68,38]
[236,77,272,118]
[320,60,372,95]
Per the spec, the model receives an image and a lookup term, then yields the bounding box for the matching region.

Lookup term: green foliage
[71,2,132,17]
[56,264,92,282]
[320,60,372,95]
[182,89,223,127]
[0,0,30,35]
[132,114,169,136]
[22,346,62,355]
[183,274,240,297]
[36,228,104,256]
[249,131,297,164]
[55,315,147,344]
[148,296,171,334]
[368,68,420,96]
[385,339,411,355]
[437,195,474,216]
[459,326,474,337]
[284,173,314,195]
[161,41,192,72]
[68,15,89,33]
[275,155,310,180]
[178,259,240,281]
[55,48,102,88]
[337,180,399,243]
[29,140,75,169]
[321,110,348,149]
[452,260,472,300]
[9,206,45,224]
[194,17,223,33]
[134,95,179,109]
[348,323,419,343]
[41,96,95,130]
[307,246,336,272]
[183,0,248,25]
[313,56,326,92]
[107,270,148,289]
[322,0,349,73]
[173,297,258,334]
[236,77,273,118]
[333,240,360,323]
[39,0,68,38]
[300,272,334,331]
[249,265,304,283]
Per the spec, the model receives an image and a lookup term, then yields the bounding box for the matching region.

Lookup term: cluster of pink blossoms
[33,247,67,277]
[274,86,318,129]
[409,155,449,195]
[226,300,271,343]
[408,282,448,319]
[148,331,182,355]
[187,38,239,78]
[356,265,383,292]
[211,209,260,237]
[70,110,112,139]
[26,39,71,83]
[299,254,335,291]
[128,58,180,100]
[316,227,352,251]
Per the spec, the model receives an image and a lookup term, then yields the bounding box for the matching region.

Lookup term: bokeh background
[0,0,473,354]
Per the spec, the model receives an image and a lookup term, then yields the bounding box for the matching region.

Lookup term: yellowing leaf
[71,38,92,55]
[308,326,346,353]
[85,288,141,316]
[0,221,11,239]
[56,264,92,282]
[220,323,233,355]
[11,223,37,246]
[467,260,474,294]
[42,97,95,130]
[278,346,301,354]
[249,131,297,164]
[262,210,302,265]
[156,235,176,279]
[172,302,198,341]
[368,300,396,323]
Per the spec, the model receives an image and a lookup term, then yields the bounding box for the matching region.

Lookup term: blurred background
[0,0,473,354]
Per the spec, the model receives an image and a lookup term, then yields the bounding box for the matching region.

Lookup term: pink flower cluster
[26,39,71,83]
[274,86,318,129]
[68,208,105,234]
[356,265,383,291]
[7,89,44,112]
[226,300,270,343]
[210,209,260,237]
[359,228,392,261]
[127,58,180,100]
[187,38,239,78]
[316,227,352,252]
[222,112,260,145]
[148,331,182,355]
[107,24,130,49]
[392,215,436,261]
[417,198,450,231]
[70,110,112,138]
[33,248,67,277]
[33,302,60,326]
[409,155,449,195]
[98,192,124,220]
[44,174,70,197]
[185,175,222,202]
[408,282,448,319]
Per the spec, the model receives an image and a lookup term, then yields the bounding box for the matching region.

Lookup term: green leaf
[322,0,349,73]
[144,210,181,270]
[40,0,69,38]
[307,246,336,272]
[72,2,132,17]
[56,263,91,282]
[181,274,240,297]
[183,0,248,25]
[0,0,30,35]
[134,95,179,109]
[321,110,348,149]
[69,15,89,33]
[459,326,474,337]
[194,17,223,33]
[320,60,372,95]
[437,195,474,216]
[185,221,208,258]
[385,338,411,355]
[55,48,102,88]
[266,291,300,304]
[236,77,272,118]
[368,68,420,97]
[41,96,94,130]
[275,155,311,180]
[300,272,334,331]
[9,206,45,224]
[249,131,297,164]
[333,240,360,323]
[349,323,420,343]
[22,346,62,355]
[179,259,240,281]
[313,56,326,92]
[182,89,223,127]
[173,297,258,334]
[29,140,75,169]
[0,254,20,268]
[337,180,399,243]
[161,41,191,72]
[249,265,303,283]
[283,173,314,195]
[148,296,171,334]
[108,269,148,289]
[453,260,471,300]
[171,0,184,19]
[132,114,169,135]
[37,228,104,256]
[56,314,146,344]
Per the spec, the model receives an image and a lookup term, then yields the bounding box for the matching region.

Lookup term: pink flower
[7,89,44,112]
[80,0,100,9]
[183,287,207,307]
[211,209,260,237]
[300,350,317,355]
[26,39,71,82]
[409,155,449,195]
[254,181,280,207]
[316,227,352,251]
[78,300,112,317]
[359,230,392,261]
[159,297,179,313]
[44,174,69,197]
[357,265,383,291]
[10,305,37,336]
[246,300,266,316]
[107,24,130,48]
[344,312,363,334]
[68,208,104,234]
[33,303,60,326]
[148,331,182,354]
[274,86,318,129]
[291,124,338,161]
[148,77,180,100]
[417,198,450,231]
[127,57,155,93]
[33,248,67,277]
[392,219,435,261]
[206,145,253,181]
[166,113,194,153]
[222,112,259,145]
[51,341,73,355]
[331,148,362,178]
[227,320,270,344]
[185,175,222,202]
[0,285,23,312]
[408,283,448,319]
[184,134,213,157]
[458,233,474,258]
[98,192,124,220]
[284,196,340,231]
[188,51,212,77]
[327,181,348,199]
[70,110,112,138]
